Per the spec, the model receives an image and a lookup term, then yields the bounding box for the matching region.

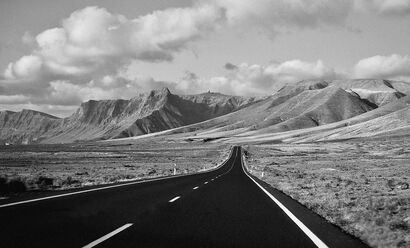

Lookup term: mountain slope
[218,95,410,144]
[0,110,60,144]
[287,95,410,143]
[298,79,408,106]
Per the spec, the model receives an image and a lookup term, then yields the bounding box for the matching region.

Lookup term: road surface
[0,146,367,247]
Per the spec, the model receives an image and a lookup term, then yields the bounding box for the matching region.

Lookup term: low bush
[0,176,27,194]
[36,176,54,189]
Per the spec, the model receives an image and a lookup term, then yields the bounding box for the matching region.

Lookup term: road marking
[169,196,181,202]
[193,186,199,190]
[0,147,237,209]
[211,179,214,181]
[204,181,208,184]
[240,150,328,248]
[82,223,133,248]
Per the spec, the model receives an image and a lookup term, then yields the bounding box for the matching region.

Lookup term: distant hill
[0,109,60,144]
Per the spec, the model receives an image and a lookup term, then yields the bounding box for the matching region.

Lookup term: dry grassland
[245,137,410,248]
[0,141,229,195]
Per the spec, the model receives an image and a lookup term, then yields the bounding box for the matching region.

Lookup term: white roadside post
[173,163,177,176]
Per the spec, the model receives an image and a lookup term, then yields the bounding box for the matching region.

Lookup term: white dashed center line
[204,182,208,184]
[193,186,199,190]
[82,223,133,248]
[169,196,181,202]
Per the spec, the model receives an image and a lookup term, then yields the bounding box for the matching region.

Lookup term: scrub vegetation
[0,140,229,197]
[245,136,410,248]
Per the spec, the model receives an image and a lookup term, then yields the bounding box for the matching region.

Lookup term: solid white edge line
[82,223,133,248]
[169,196,181,202]
[240,150,329,248]
[0,146,237,209]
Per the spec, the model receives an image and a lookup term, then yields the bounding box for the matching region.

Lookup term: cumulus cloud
[5,55,43,80]
[6,0,391,82]
[354,54,410,80]
[4,4,224,81]
[176,59,341,96]
[5,0,410,81]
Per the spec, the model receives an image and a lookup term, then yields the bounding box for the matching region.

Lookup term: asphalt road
[0,146,367,248]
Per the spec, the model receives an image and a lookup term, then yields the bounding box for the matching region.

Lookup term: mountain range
[0,88,256,144]
[1,79,410,145]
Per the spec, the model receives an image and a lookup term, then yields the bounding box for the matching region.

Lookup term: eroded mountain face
[0,110,61,145]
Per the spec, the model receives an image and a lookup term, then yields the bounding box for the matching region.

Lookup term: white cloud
[6,0,392,82]
[354,54,410,80]
[5,55,43,80]
[176,59,341,96]
[5,1,410,82]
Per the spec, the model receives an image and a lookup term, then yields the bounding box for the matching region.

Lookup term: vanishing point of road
[0,146,367,247]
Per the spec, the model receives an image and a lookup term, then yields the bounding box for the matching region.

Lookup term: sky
[0,0,410,117]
